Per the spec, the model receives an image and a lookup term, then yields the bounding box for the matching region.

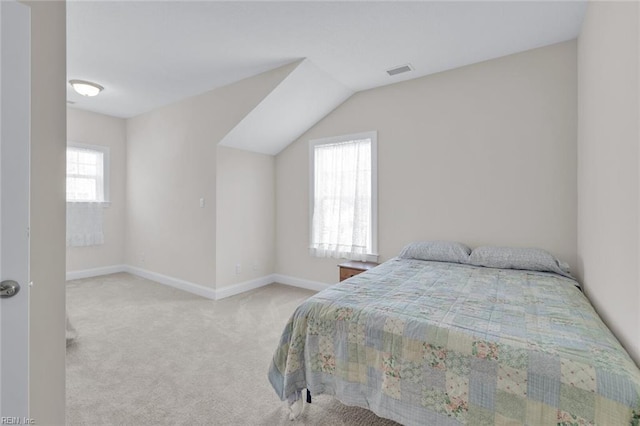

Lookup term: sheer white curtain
[310,138,372,261]
[66,202,104,247]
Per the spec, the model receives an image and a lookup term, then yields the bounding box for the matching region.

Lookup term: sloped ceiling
[67,2,586,119]
[67,1,587,155]
[218,59,353,155]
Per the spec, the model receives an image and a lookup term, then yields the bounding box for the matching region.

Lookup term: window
[66,143,109,202]
[66,143,108,247]
[309,131,378,262]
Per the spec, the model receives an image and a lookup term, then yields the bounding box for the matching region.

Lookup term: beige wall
[67,108,127,272]
[276,41,578,285]
[577,1,640,365]
[125,95,218,287]
[24,0,66,423]
[125,63,295,288]
[216,147,275,288]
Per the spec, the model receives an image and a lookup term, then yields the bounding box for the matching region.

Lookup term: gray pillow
[469,246,573,278]
[398,241,471,264]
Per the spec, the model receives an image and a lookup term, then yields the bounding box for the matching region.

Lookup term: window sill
[66,201,111,208]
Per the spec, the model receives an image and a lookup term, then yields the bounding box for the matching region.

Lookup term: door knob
[0,280,20,298]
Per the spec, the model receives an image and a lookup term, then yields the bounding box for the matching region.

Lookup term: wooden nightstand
[338,261,379,281]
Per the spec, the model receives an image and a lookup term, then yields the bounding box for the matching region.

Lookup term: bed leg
[289,397,304,420]
[288,389,311,420]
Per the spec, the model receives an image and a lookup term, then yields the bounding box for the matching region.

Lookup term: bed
[268,242,640,425]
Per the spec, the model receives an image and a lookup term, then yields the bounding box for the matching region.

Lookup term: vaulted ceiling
[67,1,587,120]
[67,1,587,154]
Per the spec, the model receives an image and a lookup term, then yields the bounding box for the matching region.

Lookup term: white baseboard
[66,265,332,300]
[272,274,333,292]
[215,275,275,300]
[216,274,332,298]
[124,265,217,300]
[66,264,126,281]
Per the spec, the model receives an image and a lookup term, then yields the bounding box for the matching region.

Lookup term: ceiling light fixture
[69,79,104,97]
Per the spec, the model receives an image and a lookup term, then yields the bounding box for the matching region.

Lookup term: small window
[66,143,109,202]
[309,131,378,262]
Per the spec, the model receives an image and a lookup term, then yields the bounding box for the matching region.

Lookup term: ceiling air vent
[386,64,413,76]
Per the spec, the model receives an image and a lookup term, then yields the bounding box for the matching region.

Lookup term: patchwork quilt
[268,258,640,425]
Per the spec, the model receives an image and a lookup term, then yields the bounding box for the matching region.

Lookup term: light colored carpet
[66,273,399,425]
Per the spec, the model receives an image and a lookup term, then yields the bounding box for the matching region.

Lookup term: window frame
[308,130,378,262]
[66,142,110,203]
